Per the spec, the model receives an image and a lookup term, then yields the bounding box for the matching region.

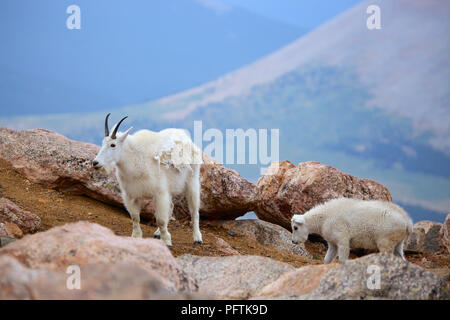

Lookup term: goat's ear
[118,127,133,142]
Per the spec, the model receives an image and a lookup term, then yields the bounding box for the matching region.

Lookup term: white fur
[291,198,413,263]
[94,124,203,246]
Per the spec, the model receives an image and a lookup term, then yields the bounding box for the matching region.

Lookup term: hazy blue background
[1,0,449,223]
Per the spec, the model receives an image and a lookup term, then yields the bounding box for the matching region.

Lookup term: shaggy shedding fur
[291,198,413,263]
[94,122,203,246]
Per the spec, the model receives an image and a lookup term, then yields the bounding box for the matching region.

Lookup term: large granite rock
[254,264,336,299]
[177,254,294,299]
[0,255,201,300]
[0,221,196,292]
[307,253,448,300]
[254,161,392,230]
[0,127,255,220]
[255,253,448,300]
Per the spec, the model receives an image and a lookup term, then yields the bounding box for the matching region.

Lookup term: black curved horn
[104,113,111,137]
[111,116,128,139]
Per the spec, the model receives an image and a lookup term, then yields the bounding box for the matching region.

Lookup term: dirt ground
[0,159,449,278]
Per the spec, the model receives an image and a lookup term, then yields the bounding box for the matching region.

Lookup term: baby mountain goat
[93,114,203,246]
[291,198,412,263]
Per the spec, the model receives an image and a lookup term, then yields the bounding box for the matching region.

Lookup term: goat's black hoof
[193,240,203,245]
[153,234,161,239]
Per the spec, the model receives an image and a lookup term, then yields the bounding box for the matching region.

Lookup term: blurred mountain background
[1,0,449,222]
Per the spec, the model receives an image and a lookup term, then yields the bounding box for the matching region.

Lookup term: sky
[221,0,363,28]
[0,0,363,117]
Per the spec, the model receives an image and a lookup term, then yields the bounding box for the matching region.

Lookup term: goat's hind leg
[186,168,203,245]
[394,238,407,261]
[123,195,143,238]
[154,192,172,247]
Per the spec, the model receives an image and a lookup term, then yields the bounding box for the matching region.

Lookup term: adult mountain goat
[291,198,412,263]
[93,114,203,246]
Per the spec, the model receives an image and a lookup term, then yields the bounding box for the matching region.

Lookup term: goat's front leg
[186,172,203,245]
[154,192,172,247]
[153,228,161,239]
[123,195,142,238]
[324,242,338,264]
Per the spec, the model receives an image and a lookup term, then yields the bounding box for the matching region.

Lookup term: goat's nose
[92,160,99,167]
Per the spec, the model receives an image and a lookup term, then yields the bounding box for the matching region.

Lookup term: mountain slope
[0,0,305,116]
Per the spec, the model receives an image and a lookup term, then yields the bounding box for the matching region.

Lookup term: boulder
[254,161,392,230]
[0,127,255,220]
[0,197,41,234]
[0,221,196,292]
[306,253,448,300]
[0,255,202,300]
[211,219,312,258]
[254,264,336,299]
[406,220,443,253]
[197,155,256,219]
[440,214,450,253]
[177,254,294,299]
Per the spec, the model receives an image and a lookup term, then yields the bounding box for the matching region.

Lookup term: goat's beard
[101,162,116,176]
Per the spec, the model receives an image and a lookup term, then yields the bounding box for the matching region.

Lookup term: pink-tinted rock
[177,254,294,299]
[0,255,186,300]
[440,214,450,253]
[406,220,443,253]
[0,127,255,220]
[254,264,336,299]
[0,221,196,292]
[0,221,23,239]
[256,254,448,300]
[198,154,256,219]
[215,237,240,256]
[254,161,392,230]
[0,197,40,234]
[305,253,448,300]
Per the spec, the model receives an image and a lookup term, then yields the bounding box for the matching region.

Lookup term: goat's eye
[110,144,116,148]
[294,226,298,231]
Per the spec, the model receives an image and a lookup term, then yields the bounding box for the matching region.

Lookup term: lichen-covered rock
[177,254,294,299]
[0,221,196,292]
[440,214,450,253]
[0,127,255,220]
[0,198,40,234]
[306,253,448,300]
[254,161,392,230]
[406,221,443,253]
[211,219,312,258]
